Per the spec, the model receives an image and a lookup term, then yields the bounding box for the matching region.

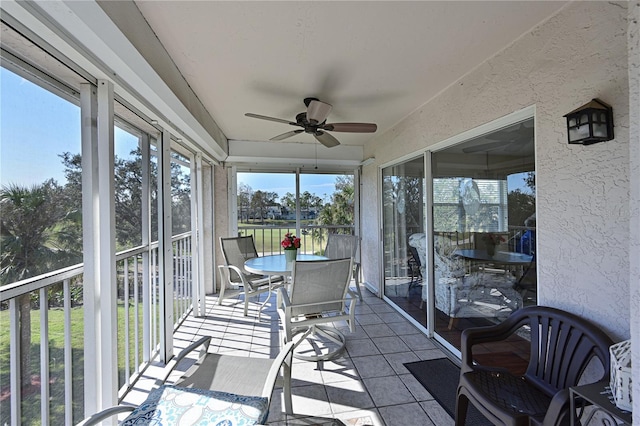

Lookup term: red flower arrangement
[281,232,301,250]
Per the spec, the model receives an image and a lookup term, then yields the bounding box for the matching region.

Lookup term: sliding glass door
[431,118,536,353]
[380,117,536,358]
[382,156,426,327]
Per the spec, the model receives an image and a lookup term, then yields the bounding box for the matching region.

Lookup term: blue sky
[2,66,530,197]
[1,68,81,186]
[2,68,153,187]
[238,172,342,202]
[0,66,333,197]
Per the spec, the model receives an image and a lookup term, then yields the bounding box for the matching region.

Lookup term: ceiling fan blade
[306,100,332,124]
[314,130,340,148]
[486,123,532,141]
[323,122,377,133]
[270,130,303,141]
[504,138,532,153]
[462,141,506,153]
[245,113,296,125]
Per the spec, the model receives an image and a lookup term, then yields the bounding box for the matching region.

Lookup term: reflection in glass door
[382,156,426,327]
[431,118,536,355]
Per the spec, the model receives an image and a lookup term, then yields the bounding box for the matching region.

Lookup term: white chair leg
[353,263,363,301]
[283,362,292,414]
[217,265,226,305]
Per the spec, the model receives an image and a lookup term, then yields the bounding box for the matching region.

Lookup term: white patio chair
[278,258,356,361]
[77,337,295,425]
[324,233,362,301]
[219,235,283,317]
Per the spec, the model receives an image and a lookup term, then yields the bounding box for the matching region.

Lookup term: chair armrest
[260,341,295,398]
[287,298,349,310]
[158,336,211,386]
[76,405,136,426]
[278,286,291,309]
[542,388,571,426]
[219,264,250,288]
[460,311,529,372]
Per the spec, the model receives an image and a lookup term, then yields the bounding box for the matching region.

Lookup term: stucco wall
[213,164,229,294]
[361,1,631,340]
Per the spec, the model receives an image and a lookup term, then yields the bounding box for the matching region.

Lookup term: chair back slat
[522,307,612,396]
[289,259,353,316]
[324,234,358,260]
[220,236,258,281]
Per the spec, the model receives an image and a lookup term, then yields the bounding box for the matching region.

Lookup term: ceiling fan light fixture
[306,99,332,124]
[245,97,377,148]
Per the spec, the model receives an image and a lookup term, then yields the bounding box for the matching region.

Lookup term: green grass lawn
[0,301,149,425]
[239,222,328,254]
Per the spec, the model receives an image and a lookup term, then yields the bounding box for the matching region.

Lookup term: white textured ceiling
[134,1,566,147]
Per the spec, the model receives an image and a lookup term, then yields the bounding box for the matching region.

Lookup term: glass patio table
[244,253,328,276]
[453,249,533,265]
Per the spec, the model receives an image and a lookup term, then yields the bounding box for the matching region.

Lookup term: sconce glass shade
[564,98,614,145]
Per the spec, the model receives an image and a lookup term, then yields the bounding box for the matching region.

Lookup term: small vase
[486,244,496,257]
[284,248,297,265]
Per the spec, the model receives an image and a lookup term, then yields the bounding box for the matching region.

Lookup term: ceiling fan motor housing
[296,112,323,134]
[245,96,376,147]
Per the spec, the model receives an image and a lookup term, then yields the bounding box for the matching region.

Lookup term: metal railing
[239,224,354,256]
[0,233,194,425]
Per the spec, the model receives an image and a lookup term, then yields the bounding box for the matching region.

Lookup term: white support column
[140,134,151,363]
[228,166,238,235]
[158,130,174,362]
[9,299,20,426]
[191,153,205,317]
[97,80,118,409]
[354,167,361,244]
[204,163,215,295]
[424,152,435,337]
[81,80,117,414]
[80,83,100,415]
[39,288,50,424]
[295,169,301,236]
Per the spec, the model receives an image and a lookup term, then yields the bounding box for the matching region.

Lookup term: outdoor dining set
[78,234,361,425]
[77,234,626,426]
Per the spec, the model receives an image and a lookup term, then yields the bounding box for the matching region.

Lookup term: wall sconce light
[564,98,614,145]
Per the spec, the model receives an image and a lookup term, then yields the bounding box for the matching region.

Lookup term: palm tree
[0,181,81,388]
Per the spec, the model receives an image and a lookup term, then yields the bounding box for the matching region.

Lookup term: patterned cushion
[122,385,269,425]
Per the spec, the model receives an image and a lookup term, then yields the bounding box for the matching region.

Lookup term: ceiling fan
[245,97,377,148]
[462,122,533,154]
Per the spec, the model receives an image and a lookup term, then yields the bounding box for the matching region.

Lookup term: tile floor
[123,285,455,425]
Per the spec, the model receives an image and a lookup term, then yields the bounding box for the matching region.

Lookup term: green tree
[170,161,191,235]
[299,191,323,218]
[508,172,536,228]
[280,192,296,211]
[61,149,192,247]
[1,180,81,282]
[238,183,253,223]
[316,176,355,244]
[0,181,82,389]
[250,190,278,224]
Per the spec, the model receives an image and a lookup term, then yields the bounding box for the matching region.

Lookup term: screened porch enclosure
[0,64,215,424]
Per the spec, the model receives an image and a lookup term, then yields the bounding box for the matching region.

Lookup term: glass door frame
[378,152,430,335]
[430,106,536,356]
[378,105,536,355]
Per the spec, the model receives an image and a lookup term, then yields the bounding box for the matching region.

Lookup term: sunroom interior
[0,1,638,425]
